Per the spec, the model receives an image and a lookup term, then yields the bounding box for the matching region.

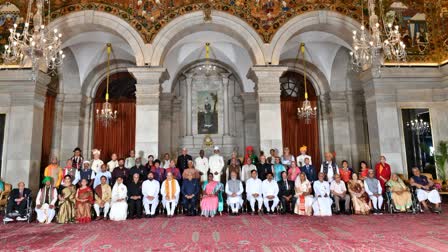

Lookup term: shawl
[165,179,176,200]
[94,184,103,199]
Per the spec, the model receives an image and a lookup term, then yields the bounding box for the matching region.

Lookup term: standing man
[129,157,148,183]
[111,159,129,185]
[74,161,95,187]
[241,157,257,183]
[209,146,225,182]
[142,172,160,218]
[177,148,193,175]
[125,150,136,169]
[245,170,263,215]
[91,149,104,174]
[107,153,119,172]
[374,155,391,192]
[93,164,112,188]
[301,157,316,183]
[35,177,58,224]
[320,152,339,183]
[296,145,312,167]
[257,155,273,181]
[44,157,63,188]
[71,147,84,170]
[195,150,209,182]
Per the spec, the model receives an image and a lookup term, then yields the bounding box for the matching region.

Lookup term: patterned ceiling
[0,0,447,64]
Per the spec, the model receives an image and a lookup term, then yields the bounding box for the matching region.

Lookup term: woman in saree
[386,174,412,212]
[57,175,76,223]
[347,173,371,215]
[201,173,224,217]
[287,161,301,183]
[359,161,370,180]
[75,178,94,223]
[294,173,313,216]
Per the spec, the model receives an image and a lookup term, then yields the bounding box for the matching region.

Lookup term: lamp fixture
[96,43,118,127]
[297,43,317,124]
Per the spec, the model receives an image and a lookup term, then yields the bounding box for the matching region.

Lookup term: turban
[300,145,307,152]
[83,160,90,165]
[214,146,220,151]
[42,176,52,184]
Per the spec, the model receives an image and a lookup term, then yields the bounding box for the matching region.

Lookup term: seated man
[246,169,263,215]
[410,167,441,213]
[364,169,383,215]
[278,171,295,214]
[330,174,351,214]
[161,172,180,217]
[94,175,112,220]
[4,182,32,222]
[313,172,332,216]
[225,171,244,215]
[127,173,143,219]
[142,172,160,218]
[181,173,200,216]
[262,172,280,214]
[35,176,58,224]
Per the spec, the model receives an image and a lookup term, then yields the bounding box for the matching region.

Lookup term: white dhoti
[247,195,263,211]
[94,202,111,217]
[312,197,332,216]
[263,196,280,212]
[227,196,243,212]
[35,204,55,224]
[163,199,177,216]
[416,189,441,204]
[143,197,159,215]
[109,202,128,221]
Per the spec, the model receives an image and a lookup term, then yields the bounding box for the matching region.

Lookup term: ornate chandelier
[406,119,430,135]
[197,42,217,76]
[2,0,64,79]
[297,43,317,124]
[96,43,117,127]
[350,0,406,72]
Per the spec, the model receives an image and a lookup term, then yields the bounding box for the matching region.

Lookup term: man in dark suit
[277,171,295,214]
[300,157,317,182]
[4,181,31,222]
[176,148,192,174]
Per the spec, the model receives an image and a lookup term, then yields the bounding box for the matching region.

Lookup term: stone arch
[270,10,363,65]
[279,59,331,96]
[47,10,149,66]
[150,11,266,66]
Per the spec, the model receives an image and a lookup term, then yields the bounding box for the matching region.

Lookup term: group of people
[3,145,442,224]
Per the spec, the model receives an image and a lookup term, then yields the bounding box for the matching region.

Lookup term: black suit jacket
[176,154,192,174]
[9,188,32,201]
[277,180,295,197]
[300,165,317,182]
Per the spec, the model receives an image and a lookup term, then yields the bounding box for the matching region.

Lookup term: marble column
[222,73,231,136]
[129,67,168,159]
[247,66,287,154]
[0,70,50,192]
[185,74,193,136]
[362,72,404,173]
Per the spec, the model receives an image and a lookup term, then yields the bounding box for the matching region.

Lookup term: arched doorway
[280,71,320,166]
[94,72,136,161]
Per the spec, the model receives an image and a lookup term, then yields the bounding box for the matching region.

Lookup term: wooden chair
[0,183,12,211]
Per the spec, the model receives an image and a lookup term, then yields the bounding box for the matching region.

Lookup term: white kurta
[125,157,135,169]
[35,187,58,223]
[195,156,209,182]
[161,160,171,169]
[312,180,332,216]
[241,164,256,182]
[296,154,312,167]
[161,179,180,205]
[262,179,280,211]
[281,155,295,166]
[107,160,119,172]
[246,178,263,210]
[91,159,104,174]
[209,154,224,182]
[320,162,339,183]
[142,179,160,215]
[225,180,244,206]
[109,183,128,221]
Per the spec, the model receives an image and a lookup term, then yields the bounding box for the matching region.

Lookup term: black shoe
[335,210,340,215]
[345,210,351,215]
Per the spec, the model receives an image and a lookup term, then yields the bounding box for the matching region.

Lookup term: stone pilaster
[128,67,168,159]
[0,70,50,192]
[247,66,287,154]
